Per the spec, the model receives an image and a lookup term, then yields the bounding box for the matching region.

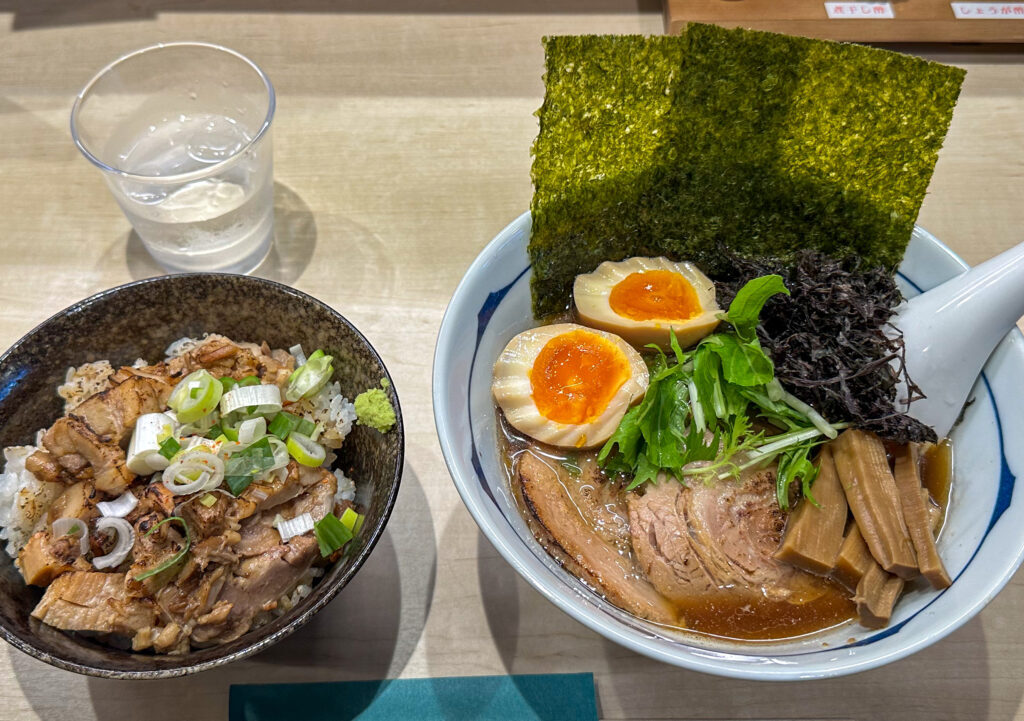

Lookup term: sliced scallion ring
[286,432,326,467]
[267,436,291,470]
[92,517,135,570]
[238,417,267,445]
[168,370,223,424]
[162,450,225,494]
[285,349,334,402]
[96,491,139,518]
[52,517,89,556]
[220,384,282,416]
[126,413,177,475]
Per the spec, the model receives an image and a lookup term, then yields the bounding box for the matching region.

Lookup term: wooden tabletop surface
[1,3,1023,720]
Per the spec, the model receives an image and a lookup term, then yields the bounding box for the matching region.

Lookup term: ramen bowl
[433,211,1024,680]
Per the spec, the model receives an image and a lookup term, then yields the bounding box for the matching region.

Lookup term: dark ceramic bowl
[0,274,403,678]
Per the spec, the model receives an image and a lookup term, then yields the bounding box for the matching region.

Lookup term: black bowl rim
[0,272,405,679]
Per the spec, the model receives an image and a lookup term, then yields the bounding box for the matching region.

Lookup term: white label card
[824,2,895,18]
[951,2,1024,17]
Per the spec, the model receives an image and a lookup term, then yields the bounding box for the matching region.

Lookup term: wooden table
[1,3,1023,720]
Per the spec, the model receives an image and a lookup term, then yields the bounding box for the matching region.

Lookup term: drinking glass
[71,43,276,273]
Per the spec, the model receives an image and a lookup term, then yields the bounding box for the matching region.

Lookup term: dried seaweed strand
[715,251,936,443]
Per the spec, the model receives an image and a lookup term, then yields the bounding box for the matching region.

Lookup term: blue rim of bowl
[435,211,1023,680]
[0,273,403,679]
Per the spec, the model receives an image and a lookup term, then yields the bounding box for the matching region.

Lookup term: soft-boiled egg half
[492,323,648,449]
[573,257,720,349]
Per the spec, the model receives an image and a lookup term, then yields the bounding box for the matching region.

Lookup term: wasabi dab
[355,378,396,433]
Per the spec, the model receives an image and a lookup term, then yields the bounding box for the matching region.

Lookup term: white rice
[58,360,115,412]
[0,446,63,556]
[164,336,204,359]
[333,468,356,504]
[293,381,357,450]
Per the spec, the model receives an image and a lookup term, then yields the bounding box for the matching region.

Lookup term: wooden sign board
[664,0,1024,42]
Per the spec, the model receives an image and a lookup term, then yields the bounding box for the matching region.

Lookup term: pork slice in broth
[517,449,677,625]
[629,469,826,604]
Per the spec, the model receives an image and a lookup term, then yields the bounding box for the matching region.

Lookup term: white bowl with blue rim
[432,211,1024,680]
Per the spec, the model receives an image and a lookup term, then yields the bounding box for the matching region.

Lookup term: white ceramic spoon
[895,240,1024,438]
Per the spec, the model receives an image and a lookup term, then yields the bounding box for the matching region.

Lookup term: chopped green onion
[199,493,218,507]
[268,411,302,440]
[223,437,277,495]
[220,412,245,442]
[238,417,267,444]
[219,377,238,394]
[157,436,181,460]
[205,424,224,440]
[220,384,282,416]
[309,422,324,442]
[296,417,316,437]
[285,349,334,402]
[169,370,223,424]
[237,375,260,387]
[314,512,353,557]
[133,516,191,581]
[339,507,360,531]
[286,431,326,467]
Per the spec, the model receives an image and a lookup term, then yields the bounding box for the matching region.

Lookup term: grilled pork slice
[17,531,85,586]
[25,450,62,483]
[628,469,817,604]
[41,416,133,495]
[167,335,294,390]
[72,375,172,446]
[196,534,319,644]
[32,571,156,637]
[518,450,677,625]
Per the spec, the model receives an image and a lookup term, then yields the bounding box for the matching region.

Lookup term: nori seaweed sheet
[529,25,965,318]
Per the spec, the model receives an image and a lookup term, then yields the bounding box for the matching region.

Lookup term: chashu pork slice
[32,571,156,636]
[72,374,173,447]
[41,416,134,495]
[518,450,677,625]
[628,469,817,605]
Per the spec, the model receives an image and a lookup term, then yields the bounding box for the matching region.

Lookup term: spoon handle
[897,240,1024,438]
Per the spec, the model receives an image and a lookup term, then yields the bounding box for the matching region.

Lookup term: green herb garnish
[599,275,840,508]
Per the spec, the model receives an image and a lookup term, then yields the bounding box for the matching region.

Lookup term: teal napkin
[229,673,598,721]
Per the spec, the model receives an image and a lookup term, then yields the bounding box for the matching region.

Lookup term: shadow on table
[119,180,316,284]
[9,460,434,721]
[4,0,662,30]
[475,519,1016,721]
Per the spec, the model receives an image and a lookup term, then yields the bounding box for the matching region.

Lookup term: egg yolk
[529,330,630,425]
[608,269,701,322]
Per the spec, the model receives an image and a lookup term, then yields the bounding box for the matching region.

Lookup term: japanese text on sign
[951,3,1024,17]
[824,2,895,18]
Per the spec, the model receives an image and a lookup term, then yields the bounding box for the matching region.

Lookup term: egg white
[573,257,721,350]
[491,323,648,449]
